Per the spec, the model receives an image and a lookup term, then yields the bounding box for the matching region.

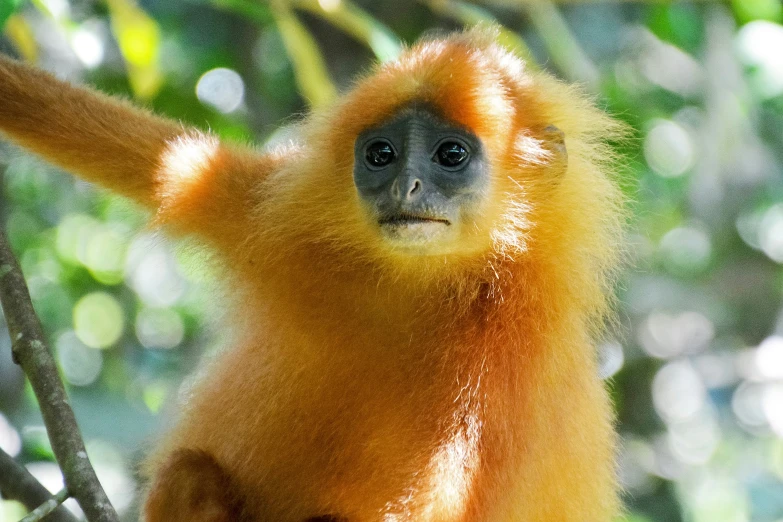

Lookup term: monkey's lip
[378,213,451,226]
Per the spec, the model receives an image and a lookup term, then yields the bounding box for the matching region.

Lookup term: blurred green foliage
[0,0,23,30]
[0,1,782,521]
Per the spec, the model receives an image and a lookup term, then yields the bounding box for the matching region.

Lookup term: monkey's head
[323,28,572,260]
[297,27,622,273]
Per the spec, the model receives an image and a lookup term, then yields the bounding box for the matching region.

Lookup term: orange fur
[0,28,626,521]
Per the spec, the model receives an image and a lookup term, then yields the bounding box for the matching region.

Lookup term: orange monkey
[0,28,626,521]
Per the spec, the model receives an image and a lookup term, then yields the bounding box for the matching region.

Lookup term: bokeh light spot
[755,336,783,380]
[71,22,105,68]
[736,209,765,250]
[196,68,245,113]
[56,330,103,386]
[39,0,70,20]
[135,307,185,349]
[598,341,624,379]
[637,30,703,96]
[639,311,714,359]
[690,477,749,522]
[653,361,706,423]
[736,20,783,98]
[85,223,130,285]
[125,234,187,307]
[318,0,341,11]
[659,226,712,274]
[56,214,100,265]
[759,204,783,263]
[73,292,124,349]
[732,381,767,430]
[667,413,720,465]
[763,383,783,438]
[643,119,695,178]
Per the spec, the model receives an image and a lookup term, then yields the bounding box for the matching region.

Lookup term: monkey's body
[151,239,617,521]
[0,29,625,521]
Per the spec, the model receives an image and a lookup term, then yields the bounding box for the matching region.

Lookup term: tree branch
[19,489,70,522]
[0,448,77,522]
[523,0,599,90]
[0,228,119,522]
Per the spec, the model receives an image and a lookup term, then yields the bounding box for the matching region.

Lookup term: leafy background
[0,0,782,520]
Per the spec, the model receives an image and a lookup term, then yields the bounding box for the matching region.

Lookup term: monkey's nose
[391,176,423,201]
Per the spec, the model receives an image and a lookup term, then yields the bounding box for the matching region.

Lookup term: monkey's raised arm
[0,55,276,248]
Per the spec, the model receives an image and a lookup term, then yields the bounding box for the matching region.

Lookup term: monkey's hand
[0,55,276,248]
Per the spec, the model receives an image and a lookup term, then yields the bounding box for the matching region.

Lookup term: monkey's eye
[365,141,396,168]
[435,142,469,168]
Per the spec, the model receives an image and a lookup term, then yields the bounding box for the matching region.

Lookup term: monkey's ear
[542,125,567,168]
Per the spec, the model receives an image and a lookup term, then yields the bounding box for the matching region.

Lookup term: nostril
[408,179,421,197]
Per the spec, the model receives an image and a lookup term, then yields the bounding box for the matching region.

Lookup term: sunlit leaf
[3,14,38,62]
[732,0,782,23]
[271,2,336,108]
[294,0,401,62]
[106,0,163,99]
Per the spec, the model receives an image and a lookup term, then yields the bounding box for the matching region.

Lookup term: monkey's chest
[189,335,478,521]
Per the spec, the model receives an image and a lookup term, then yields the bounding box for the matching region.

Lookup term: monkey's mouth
[378,213,450,226]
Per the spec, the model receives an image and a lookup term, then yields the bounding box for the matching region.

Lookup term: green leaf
[271,3,337,108]
[106,0,164,99]
[3,13,37,62]
[733,0,783,23]
[210,0,273,24]
[0,0,24,31]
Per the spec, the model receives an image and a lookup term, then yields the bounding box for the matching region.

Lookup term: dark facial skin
[353,107,489,249]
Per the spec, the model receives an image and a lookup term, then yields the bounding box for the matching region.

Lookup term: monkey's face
[353,108,490,255]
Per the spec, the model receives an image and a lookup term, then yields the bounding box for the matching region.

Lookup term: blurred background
[0,0,781,520]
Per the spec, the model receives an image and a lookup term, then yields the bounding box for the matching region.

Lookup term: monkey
[0,27,627,522]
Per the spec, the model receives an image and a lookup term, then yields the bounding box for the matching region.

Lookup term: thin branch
[0,229,118,522]
[0,448,77,522]
[421,0,539,68]
[523,0,600,90]
[20,489,70,522]
[269,0,337,108]
[293,0,402,62]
